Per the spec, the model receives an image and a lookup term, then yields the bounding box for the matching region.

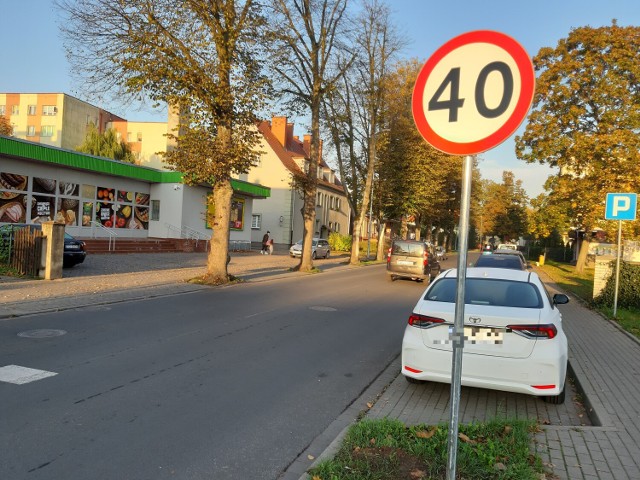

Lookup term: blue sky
[2,0,638,197]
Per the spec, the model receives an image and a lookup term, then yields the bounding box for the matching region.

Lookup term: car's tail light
[507,324,557,339]
[387,247,391,263]
[80,241,86,252]
[423,250,429,267]
[408,314,445,329]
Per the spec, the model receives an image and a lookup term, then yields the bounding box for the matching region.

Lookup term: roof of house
[257,120,346,195]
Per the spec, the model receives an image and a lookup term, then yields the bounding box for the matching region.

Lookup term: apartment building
[0,93,168,169]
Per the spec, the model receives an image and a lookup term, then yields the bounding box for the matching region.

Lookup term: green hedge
[594,261,640,309]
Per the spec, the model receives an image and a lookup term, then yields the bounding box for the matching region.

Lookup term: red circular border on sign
[412,30,535,155]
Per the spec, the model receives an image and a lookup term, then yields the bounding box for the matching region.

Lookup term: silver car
[289,238,331,259]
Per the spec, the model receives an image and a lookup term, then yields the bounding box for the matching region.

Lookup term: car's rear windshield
[475,255,523,269]
[424,278,542,308]
[391,242,425,258]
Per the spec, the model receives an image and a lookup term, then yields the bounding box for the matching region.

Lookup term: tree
[376,60,460,243]
[268,0,352,272]
[346,0,404,264]
[76,125,136,163]
[0,116,12,136]
[515,22,640,272]
[480,172,529,244]
[57,0,270,284]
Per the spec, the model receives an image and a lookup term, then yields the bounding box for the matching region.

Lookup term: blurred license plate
[66,245,80,250]
[397,260,413,265]
[450,326,504,344]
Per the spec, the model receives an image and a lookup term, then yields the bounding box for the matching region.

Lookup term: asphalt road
[0,262,429,480]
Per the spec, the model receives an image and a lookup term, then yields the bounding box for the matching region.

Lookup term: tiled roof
[258,121,346,195]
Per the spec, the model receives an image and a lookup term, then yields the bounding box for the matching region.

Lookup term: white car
[289,238,331,259]
[401,267,569,403]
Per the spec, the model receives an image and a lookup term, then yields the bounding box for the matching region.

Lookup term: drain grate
[17,329,67,338]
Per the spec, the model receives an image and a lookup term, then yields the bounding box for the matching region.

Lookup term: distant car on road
[401,267,570,403]
[475,253,525,270]
[289,238,331,259]
[386,239,440,283]
[493,248,529,269]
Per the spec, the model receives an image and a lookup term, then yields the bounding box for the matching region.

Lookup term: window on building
[86,115,95,126]
[26,125,35,137]
[41,125,54,137]
[330,197,335,209]
[11,105,19,115]
[0,105,5,115]
[336,198,341,211]
[127,132,132,142]
[150,200,160,221]
[251,214,261,229]
[27,105,37,115]
[336,223,340,232]
[317,192,322,205]
[42,105,57,116]
[329,222,333,230]
[137,132,143,141]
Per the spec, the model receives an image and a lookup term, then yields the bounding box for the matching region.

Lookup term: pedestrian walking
[261,231,270,254]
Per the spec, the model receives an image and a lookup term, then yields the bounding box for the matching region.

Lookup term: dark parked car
[0,223,87,267]
[475,253,525,270]
[387,239,441,283]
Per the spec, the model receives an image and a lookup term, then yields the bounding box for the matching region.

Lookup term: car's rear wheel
[325,250,330,259]
[312,251,317,259]
[388,275,396,282]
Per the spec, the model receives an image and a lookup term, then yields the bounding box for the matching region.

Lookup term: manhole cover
[17,329,67,338]
[309,306,337,312]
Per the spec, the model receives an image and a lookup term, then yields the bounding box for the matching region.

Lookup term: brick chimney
[303,134,311,156]
[272,116,288,147]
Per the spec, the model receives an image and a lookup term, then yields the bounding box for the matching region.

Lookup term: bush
[594,261,640,309]
[329,232,351,252]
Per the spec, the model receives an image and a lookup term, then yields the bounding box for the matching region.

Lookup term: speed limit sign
[412,30,535,155]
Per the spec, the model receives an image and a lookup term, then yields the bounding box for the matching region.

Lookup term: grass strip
[309,417,543,480]
[539,260,640,339]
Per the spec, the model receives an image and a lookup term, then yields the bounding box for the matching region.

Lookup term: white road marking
[0,365,58,385]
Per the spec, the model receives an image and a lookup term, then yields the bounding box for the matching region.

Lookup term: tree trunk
[297,97,320,272]
[574,237,590,273]
[376,220,387,261]
[204,178,233,284]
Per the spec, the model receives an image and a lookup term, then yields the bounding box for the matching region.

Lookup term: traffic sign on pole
[412,31,535,480]
[412,30,535,155]
[605,193,637,221]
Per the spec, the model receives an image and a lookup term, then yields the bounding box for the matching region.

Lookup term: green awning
[0,135,270,198]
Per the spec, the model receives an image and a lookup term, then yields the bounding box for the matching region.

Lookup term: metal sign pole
[613,220,622,318]
[446,154,474,480]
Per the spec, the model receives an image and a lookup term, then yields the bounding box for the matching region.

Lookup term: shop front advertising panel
[0,171,151,231]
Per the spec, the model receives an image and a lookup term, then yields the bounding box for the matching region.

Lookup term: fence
[10,227,43,276]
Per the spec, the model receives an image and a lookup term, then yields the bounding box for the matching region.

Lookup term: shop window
[151,200,160,221]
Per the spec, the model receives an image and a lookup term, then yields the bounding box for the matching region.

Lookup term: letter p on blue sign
[605,193,637,221]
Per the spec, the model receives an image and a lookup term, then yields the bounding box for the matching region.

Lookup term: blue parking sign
[605,193,637,221]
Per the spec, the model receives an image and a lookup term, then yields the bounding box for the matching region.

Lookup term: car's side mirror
[553,293,569,305]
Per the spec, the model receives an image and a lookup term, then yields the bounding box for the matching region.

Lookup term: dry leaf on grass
[410,468,427,479]
[415,428,437,439]
[458,432,476,444]
[369,438,376,445]
[503,425,512,435]
[494,462,507,471]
